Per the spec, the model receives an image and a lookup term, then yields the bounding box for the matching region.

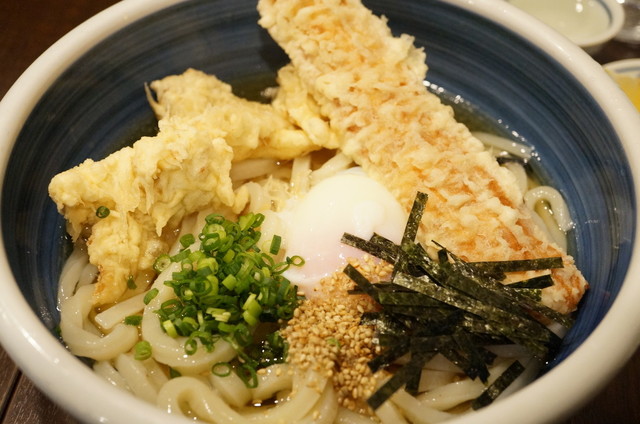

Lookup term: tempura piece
[258,0,588,313]
[49,117,236,306]
[149,68,320,160]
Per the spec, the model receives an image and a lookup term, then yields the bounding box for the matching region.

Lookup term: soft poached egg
[279,168,406,298]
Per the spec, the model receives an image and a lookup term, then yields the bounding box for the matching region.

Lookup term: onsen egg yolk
[282,168,407,298]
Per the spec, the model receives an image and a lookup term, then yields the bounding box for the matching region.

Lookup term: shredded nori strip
[367,350,433,410]
[368,338,410,373]
[401,191,429,246]
[341,233,399,264]
[507,274,554,289]
[471,360,526,409]
[341,191,573,411]
[471,257,564,273]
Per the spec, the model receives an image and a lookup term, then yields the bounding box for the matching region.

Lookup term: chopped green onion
[96,206,110,219]
[212,362,232,377]
[237,364,258,389]
[143,288,159,305]
[162,320,178,338]
[126,275,137,290]
[134,340,152,360]
[153,254,172,273]
[150,212,302,388]
[269,235,282,255]
[180,233,196,248]
[124,315,142,326]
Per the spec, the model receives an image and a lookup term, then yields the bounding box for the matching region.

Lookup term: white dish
[506,0,625,54]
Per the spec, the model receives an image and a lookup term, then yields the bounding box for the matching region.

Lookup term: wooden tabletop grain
[1,1,640,423]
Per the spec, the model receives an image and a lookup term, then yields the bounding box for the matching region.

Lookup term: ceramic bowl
[604,58,640,110]
[505,0,625,54]
[1,0,639,423]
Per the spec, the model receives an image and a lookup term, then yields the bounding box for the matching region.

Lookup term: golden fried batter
[258,0,587,313]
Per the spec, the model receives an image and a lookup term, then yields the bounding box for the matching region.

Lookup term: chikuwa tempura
[48,0,588,422]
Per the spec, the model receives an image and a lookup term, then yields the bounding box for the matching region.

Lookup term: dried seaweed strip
[401,191,429,247]
[452,330,491,382]
[341,233,398,264]
[393,273,553,358]
[367,350,432,410]
[376,291,444,308]
[361,311,411,336]
[368,339,410,372]
[343,264,380,301]
[471,257,564,273]
[507,274,554,289]
[370,233,401,255]
[436,260,561,334]
[445,251,574,328]
[341,192,573,410]
[471,360,526,410]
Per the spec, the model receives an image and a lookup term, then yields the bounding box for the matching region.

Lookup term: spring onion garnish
[134,340,152,361]
[95,206,110,218]
[124,315,143,326]
[143,288,159,305]
[212,362,232,377]
[152,212,302,387]
[342,191,573,410]
[126,275,137,290]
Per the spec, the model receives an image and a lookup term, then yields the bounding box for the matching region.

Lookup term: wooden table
[1,1,639,422]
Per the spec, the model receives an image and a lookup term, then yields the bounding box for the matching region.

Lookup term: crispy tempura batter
[49,118,237,305]
[149,69,319,161]
[258,0,588,313]
[49,70,319,306]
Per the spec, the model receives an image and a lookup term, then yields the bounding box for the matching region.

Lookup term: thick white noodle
[524,186,573,250]
[93,360,131,391]
[296,380,338,424]
[231,158,281,182]
[374,398,409,424]
[77,261,98,288]
[524,186,574,232]
[390,389,453,423]
[60,284,138,361]
[423,353,463,373]
[114,353,160,403]
[416,378,485,411]
[290,154,312,196]
[209,367,253,407]
[57,247,93,307]
[418,369,458,392]
[417,359,511,411]
[94,292,146,330]
[310,152,353,186]
[249,363,294,402]
[472,131,533,159]
[156,370,334,423]
[502,161,528,196]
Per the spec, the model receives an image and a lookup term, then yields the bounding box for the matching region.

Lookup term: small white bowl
[604,57,640,78]
[604,58,640,110]
[506,0,625,54]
